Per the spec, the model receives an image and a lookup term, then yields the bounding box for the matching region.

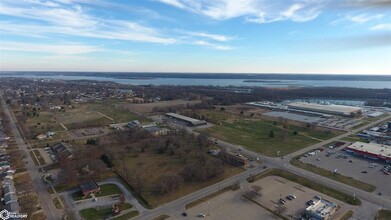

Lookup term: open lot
[179,187,274,220]
[70,127,109,138]
[300,147,390,196]
[250,176,352,220]
[199,118,341,156]
[15,100,145,141]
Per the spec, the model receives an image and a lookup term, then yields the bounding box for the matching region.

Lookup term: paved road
[0,94,63,219]
[133,166,262,220]
[134,114,391,220]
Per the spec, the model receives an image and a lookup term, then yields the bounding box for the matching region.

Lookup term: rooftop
[346,142,391,158]
[306,199,337,217]
[165,113,204,124]
[79,180,100,194]
[288,102,362,115]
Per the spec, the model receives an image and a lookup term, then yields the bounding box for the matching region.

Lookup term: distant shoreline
[114,77,156,80]
[243,80,283,83]
[1,71,391,81]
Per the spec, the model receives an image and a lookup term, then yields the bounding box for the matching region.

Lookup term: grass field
[16,100,146,140]
[250,169,361,206]
[291,158,376,192]
[199,119,322,156]
[113,211,139,220]
[79,203,133,220]
[98,184,122,197]
[32,149,46,165]
[29,151,39,166]
[85,102,146,123]
[53,197,63,209]
[376,209,391,220]
[79,207,114,220]
[341,135,369,143]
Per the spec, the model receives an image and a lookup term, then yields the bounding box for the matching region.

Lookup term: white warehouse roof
[346,142,391,159]
[288,102,362,116]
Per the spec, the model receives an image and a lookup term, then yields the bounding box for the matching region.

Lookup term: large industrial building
[288,102,362,116]
[305,199,337,220]
[165,113,207,126]
[345,141,391,163]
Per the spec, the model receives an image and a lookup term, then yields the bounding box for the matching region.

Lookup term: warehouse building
[345,142,391,163]
[305,199,337,220]
[165,113,207,126]
[288,102,362,116]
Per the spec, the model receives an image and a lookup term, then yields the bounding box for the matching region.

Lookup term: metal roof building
[288,102,362,116]
[165,113,207,126]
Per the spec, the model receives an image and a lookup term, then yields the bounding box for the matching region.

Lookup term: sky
[0,0,390,74]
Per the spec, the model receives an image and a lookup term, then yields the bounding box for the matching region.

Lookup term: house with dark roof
[79,180,100,197]
[51,142,73,159]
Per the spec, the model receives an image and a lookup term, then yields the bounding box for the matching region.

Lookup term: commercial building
[165,113,207,126]
[345,142,391,163]
[288,102,362,116]
[305,199,337,220]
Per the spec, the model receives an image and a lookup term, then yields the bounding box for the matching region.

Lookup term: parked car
[314,195,321,200]
[306,200,315,205]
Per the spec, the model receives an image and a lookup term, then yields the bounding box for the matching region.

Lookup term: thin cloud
[193,40,234,50]
[157,0,324,24]
[0,0,176,44]
[185,31,233,42]
[332,13,384,24]
[370,23,391,31]
[0,41,101,55]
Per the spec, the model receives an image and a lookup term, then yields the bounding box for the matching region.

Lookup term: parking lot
[178,187,274,220]
[300,146,391,197]
[250,176,351,220]
[180,176,352,220]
